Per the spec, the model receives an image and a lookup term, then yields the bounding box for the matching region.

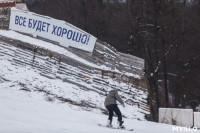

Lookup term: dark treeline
[26,0,200,121]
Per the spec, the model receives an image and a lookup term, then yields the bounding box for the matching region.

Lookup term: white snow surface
[0,82,183,133]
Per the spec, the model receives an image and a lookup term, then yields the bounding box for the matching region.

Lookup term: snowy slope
[0,29,149,118]
[0,40,147,119]
[0,29,158,132]
[0,81,183,133]
[0,28,190,133]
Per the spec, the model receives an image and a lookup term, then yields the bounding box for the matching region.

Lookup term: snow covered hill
[0,6,151,132]
[0,29,149,119]
[0,29,187,133]
[0,79,183,133]
[0,30,155,133]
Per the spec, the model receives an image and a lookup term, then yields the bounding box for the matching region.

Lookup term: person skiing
[104,85,125,129]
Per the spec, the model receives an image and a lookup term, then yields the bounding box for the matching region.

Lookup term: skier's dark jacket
[104,89,124,106]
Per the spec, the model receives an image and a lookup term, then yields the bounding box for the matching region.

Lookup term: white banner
[9,8,97,52]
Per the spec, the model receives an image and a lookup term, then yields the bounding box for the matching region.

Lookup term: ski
[98,123,134,131]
